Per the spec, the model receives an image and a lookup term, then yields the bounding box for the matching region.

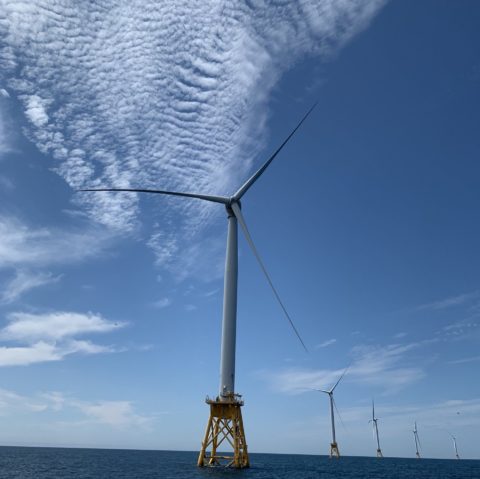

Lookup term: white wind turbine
[313,367,348,458]
[369,399,383,458]
[81,105,316,468]
[450,433,460,460]
[413,421,421,459]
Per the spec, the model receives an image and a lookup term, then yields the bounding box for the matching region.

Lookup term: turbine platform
[197,393,249,468]
[330,442,340,458]
[377,448,383,458]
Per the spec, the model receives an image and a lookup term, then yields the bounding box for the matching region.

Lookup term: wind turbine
[369,399,383,458]
[413,421,421,459]
[313,367,348,458]
[450,433,460,460]
[81,105,316,468]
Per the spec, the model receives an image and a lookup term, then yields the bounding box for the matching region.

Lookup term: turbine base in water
[197,394,249,469]
[330,442,340,458]
[377,448,383,458]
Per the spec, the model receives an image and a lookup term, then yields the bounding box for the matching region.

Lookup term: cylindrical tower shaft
[329,394,336,444]
[219,207,238,397]
[374,421,381,450]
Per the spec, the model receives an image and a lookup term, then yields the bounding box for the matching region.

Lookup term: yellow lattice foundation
[197,393,249,468]
[330,442,340,458]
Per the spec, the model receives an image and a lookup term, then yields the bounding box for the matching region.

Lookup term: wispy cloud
[2,311,124,342]
[0,0,385,274]
[447,355,480,365]
[315,338,337,349]
[0,270,61,304]
[416,290,480,311]
[73,400,150,428]
[0,215,112,268]
[0,388,48,414]
[152,298,171,309]
[0,311,125,366]
[265,339,430,395]
[0,388,153,429]
[439,318,480,341]
[0,214,114,301]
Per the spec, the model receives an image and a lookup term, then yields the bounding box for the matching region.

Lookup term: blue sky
[0,0,480,459]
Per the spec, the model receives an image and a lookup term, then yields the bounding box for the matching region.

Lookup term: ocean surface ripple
[0,447,478,479]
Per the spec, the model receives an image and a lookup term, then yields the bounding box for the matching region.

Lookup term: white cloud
[315,338,337,349]
[0,102,11,156]
[0,341,61,367]
[416,290,480,311]
[0,0,385,270]
[0,270,61,304]
[265,339,430,395]
[0,388,47,414]
[0,215,112,268]
[0,311,125,366]
[2,311,124,342]
[152,298,171,309]
[447,355,480,365]
[24,94,49,127]
[0,388,153,428]
[74,400,150,428]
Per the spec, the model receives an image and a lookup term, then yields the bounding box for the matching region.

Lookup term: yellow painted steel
[197,394,249,468]
[330,442,340,458]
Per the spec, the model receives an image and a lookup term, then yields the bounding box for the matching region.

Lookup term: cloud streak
[0,0,385,276]
[265,339,430,395]
[0,270,61,304]
[0,215,112,268]
[0,311,125,366]
[0,388,153,428]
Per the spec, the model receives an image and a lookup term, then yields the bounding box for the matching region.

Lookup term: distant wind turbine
[313,366,348,458]
[369,399,383,458]
[413,421,421,459]
[450,433,460,460]
[81,104,316,468]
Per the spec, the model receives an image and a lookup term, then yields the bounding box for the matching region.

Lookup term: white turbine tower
[450,434,460,460]
[413,421,421,459]
[81,105,315,468]
[313,367,348,458]
[369,399,383,458]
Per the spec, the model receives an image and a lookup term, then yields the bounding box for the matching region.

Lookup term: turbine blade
[331,365,349,392]
[233,103,317,200]
[416,429,422,451]
[333,397,347,433]
[78,187,228,204]
[230,201,308,352]
[372,399,375,421]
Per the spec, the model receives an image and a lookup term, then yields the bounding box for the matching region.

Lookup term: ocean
[0,447,478,479]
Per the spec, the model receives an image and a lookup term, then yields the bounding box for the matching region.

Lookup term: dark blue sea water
[0,447,478,479]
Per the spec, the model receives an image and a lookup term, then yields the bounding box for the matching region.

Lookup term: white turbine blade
[79,187,228,204]
[331,365,349,392]
[233,103,317,201]
[230,202,308,352]
[333,396,347,433]
[372,399,375,421]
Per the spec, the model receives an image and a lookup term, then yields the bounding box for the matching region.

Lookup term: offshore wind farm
[0,0,480,477]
